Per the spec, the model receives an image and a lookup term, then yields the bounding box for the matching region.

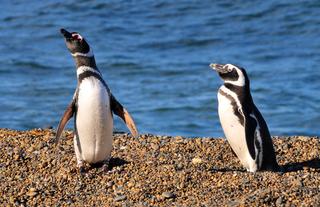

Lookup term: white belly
[76,78,113,163]
[217,90,257,172]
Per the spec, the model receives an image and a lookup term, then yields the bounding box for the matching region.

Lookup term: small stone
[150,143,159,151]
[127,182,134,188]
[26,190,38,197]
[114,195,127,202]
[174,136,184,143]
[276,197,283,206]
[66,198,74,204]
[107,181,114,187]
[9,196,15,203]
[292,179,303,188]
[162,191,175,199]
[176,163,183,170]
[228,200,242,207]
[14,155,20,161]
[120,146,127,150]
[192,157,202,164]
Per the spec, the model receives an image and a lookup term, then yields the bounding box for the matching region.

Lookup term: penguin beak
[210,63,229,74]
[60,28,72,39]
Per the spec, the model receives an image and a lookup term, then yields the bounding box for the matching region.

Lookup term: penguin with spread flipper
[56,28,138,173]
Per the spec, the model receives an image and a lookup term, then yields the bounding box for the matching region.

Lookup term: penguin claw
[102,159,111,172]
[79,166,86,174]
[102,164,109,172]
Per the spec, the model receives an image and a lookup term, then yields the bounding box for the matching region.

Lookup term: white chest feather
[76,77,113,163]
[217,86,257,172]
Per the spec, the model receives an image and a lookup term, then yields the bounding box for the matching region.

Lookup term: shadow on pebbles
[0,129,319,206]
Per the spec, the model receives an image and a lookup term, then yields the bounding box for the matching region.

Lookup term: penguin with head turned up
[210,63,279,172]
[56,28,138,173]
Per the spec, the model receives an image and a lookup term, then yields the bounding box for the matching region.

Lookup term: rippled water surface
[0,1,319,137]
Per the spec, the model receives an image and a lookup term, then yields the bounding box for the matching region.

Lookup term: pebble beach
[0,129,319,206]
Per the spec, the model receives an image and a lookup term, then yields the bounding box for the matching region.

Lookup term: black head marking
[60,28,91,55]
[219,68,239,81]
[210,63,250,87]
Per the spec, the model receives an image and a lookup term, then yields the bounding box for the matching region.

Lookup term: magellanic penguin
[56,28,138,172]
[210,63,279,172]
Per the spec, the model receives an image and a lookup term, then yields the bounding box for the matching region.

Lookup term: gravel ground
[0,129,319,207]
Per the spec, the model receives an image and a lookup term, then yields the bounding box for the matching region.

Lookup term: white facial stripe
[225,64,235,71]
[71,47,94,57]
[77,66,101,77]
[220,85,244,117]
[249,113,263,167]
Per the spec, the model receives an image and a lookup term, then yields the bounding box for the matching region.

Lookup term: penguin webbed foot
[102,164,110,172]
[77,161,86,174]
[79,166,86,174]
[102,158,111,172]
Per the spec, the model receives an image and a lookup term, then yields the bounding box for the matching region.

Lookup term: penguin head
[60,28,93,57]
[210,63,249,87]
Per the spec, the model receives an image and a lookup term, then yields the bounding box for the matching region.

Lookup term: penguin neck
[73,55,97,69]
[223,83,252,103]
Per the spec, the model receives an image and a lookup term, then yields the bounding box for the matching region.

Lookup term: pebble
[150,143,159,151]
[161,191,175,199]
[175,163,183,170]
[292,179,303,188]
[276,197,283,206]
[114,195,127,202]
[26,189,38,197]
[192,157,202,164]
[107,181,114,187]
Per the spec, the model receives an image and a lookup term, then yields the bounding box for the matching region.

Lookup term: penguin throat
[73,54,97,69]
[71,47,94,57]
[77,66,101,77]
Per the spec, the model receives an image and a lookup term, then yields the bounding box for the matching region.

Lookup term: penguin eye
[225,66,233,72]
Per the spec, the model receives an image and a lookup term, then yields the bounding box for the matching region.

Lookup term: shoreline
[0,129,319,206]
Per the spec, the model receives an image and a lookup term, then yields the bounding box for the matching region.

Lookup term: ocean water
[0,1,319,137]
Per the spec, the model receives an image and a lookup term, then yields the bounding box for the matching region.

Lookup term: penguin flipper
[110,94,139,138]
[55,99,76,144]
[244,111,258,160]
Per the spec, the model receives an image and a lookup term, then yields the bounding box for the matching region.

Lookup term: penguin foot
[102,158,111,172]
[79,166,86,174]
[77,161,86,174]
[102,164,109,172]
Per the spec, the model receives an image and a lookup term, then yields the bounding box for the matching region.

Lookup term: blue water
[0,1,319,137]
